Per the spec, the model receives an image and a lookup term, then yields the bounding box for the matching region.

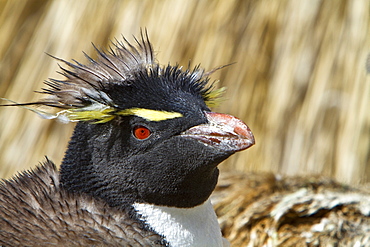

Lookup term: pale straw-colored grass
[0,0,369,184]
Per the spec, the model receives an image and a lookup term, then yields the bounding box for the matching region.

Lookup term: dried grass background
[0,0,369,185]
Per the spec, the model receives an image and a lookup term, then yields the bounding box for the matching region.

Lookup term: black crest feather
[2,30,224,123]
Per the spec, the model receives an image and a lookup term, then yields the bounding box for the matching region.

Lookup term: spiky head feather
[21,31,224,123]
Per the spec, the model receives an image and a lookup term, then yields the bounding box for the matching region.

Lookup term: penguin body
[0,160,165,246]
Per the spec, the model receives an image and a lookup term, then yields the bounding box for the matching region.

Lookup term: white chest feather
[133,199,229,247]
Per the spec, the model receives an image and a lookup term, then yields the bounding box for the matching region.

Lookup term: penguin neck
[133,199,227,247]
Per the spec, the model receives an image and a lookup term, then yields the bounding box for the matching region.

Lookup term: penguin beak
[181,112,255,153]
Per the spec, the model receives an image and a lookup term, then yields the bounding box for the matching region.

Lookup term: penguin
[0,31,255,246]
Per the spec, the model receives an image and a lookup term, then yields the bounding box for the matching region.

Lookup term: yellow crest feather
[60,106,183,123]
[204,87,226,108]
[117,108,183,121]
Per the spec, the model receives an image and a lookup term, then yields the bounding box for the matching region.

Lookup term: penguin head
[36,31,254,208]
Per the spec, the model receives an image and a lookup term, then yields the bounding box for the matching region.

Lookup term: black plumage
[0,31,254,246]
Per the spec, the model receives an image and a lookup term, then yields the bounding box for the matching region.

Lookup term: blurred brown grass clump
[0,0,369,184]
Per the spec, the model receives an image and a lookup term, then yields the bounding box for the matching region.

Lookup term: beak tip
[200,112,256,153]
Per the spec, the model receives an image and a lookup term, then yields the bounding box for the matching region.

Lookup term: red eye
[133,126,151,140]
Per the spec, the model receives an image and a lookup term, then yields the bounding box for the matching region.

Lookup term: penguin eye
[133,126,151,140]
